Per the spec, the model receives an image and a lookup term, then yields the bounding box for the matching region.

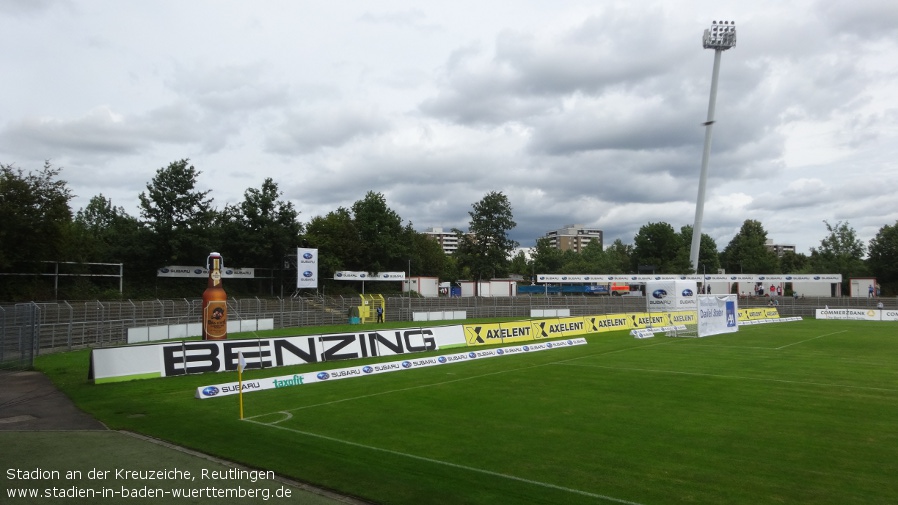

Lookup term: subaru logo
[567,340,573,345]
[813,276,820,280]
[496,349,504,355]
[160,268,170,273]
[438,356,447,363]
[202,386,219,397]
[758,276,765,280]
[303,271,314,278]
[522,345,530,351]
[194,268,203,275]
[336,272,343,277]
[316,372,330,380]
[468,352,476,358]
[362,366,373,374]
[401,361,412,368]
[226,269,233,275]
[682,289,694,297]
[360,273,366,278]
[785,276,792,280]
[303,252,313,260]
[546,342,553,348]
[652,289,668,299]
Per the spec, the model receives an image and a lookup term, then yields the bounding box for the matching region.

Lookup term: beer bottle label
[204,300,228,338]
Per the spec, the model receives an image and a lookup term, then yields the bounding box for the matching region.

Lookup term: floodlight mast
[689,20,737,273]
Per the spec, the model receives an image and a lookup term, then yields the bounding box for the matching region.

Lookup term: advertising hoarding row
[90,310,712,383]
[196,338,588,400]
[536,273,842,283]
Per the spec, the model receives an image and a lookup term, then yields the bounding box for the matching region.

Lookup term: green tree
[304,207,359,285]
[529,237,564,276]
[0,162,73,271]
[631,222,686,273]
[455,191,518,280]
[71,195,145,262]
[407,225,448,279]
[605,239,633,274]
[809,220,867,280]
[507,249,532,281]
[721,220,779,273]
[777,250,810,274]
[867,221,898,294]
[221,178,301,271]
[351,191,408,273]
[677,225,719,274]
[138,159,215,266]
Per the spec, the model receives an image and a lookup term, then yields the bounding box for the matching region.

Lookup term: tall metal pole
[689,20,736,273]
[689,49,723,272]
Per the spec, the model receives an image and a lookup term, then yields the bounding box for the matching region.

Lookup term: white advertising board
[698,295,739,337]
[296,248,319,289]
[91,327,462,383]
[335,271,405,281]
[815,309,881,321]
[195,338,588,399]
[645,280,697,312]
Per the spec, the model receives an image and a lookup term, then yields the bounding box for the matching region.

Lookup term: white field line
[244,417,646,505]
[558,362,898,392]
[775,330,847,350]
[245,343,658,422]
[244,362,557,421]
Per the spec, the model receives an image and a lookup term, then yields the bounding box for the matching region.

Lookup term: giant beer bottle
[202,252,228,340]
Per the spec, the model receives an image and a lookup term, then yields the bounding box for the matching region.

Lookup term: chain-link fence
[1,294,892,369]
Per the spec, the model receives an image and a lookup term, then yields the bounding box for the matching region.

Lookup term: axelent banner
[196,338,588,399]
[296,248,319,289]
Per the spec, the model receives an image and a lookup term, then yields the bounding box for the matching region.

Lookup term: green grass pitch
[31,319,898,504]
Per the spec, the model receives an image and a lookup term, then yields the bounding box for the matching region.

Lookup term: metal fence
[1,294,892,369]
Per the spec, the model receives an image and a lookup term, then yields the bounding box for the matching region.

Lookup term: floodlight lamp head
[702,20,737,50]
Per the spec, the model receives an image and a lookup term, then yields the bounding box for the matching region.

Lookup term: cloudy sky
[2,0,897,257]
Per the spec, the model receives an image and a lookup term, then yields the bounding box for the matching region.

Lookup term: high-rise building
[545,224,603,252]
[765,240,796,257]
[422,227,460,254]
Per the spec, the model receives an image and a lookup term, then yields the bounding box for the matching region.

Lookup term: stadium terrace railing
[1,294,892,369]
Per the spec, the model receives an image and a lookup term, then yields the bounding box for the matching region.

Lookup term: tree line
[2,160,896,301]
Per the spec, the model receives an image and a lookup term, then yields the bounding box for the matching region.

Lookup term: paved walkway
[0,370,106,431]
[0,370,370,504]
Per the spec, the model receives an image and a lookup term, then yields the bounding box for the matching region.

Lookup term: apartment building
[545,224,603,252]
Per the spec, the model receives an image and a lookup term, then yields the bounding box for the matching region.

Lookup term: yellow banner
[531,317,588,339]
[739,308,766,321]
[463,321,536,346]
[583,314,633,333]
[630,313,668,328]
[667,311,697,325]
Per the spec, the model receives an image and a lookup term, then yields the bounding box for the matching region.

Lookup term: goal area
[638,281,738,339]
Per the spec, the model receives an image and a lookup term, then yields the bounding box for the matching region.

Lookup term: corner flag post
[237,352,246,419]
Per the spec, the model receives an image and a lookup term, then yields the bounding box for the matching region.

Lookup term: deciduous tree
[721,220,778,273]
[809,220,867,280]
[455,191,518,280]
[867,221,898,294]
[138,159,215,266]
